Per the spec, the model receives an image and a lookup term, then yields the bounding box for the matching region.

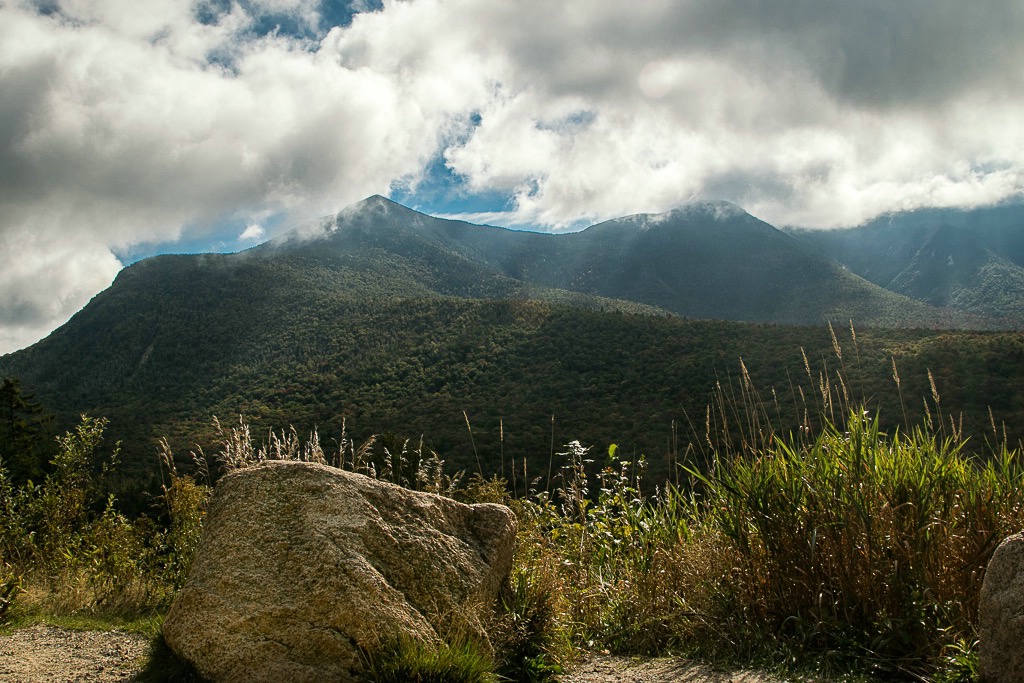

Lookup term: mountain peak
[594,200,751,235]
[266,196,423,247]
[354,194,395,209]
[335,194,432,225]
[664,199,748,221]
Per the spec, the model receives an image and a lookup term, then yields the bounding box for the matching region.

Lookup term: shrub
[156,439,210,588]
[0,416,179,616]
[0,561,21,624]
[507,398,1024,679]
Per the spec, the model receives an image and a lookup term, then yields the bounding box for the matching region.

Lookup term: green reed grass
[691,411,1023,675]
[513,387,1024,679]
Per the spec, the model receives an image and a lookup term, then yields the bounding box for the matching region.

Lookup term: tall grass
[203,415,462,495]
[359,634,499,683]
[509,336,1024,679]
[695,413,1022,674]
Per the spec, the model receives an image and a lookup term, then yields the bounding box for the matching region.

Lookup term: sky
[2,0,1024,354]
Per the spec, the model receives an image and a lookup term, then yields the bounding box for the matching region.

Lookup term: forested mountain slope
[3,196,1022,505]
[264,196,968,327]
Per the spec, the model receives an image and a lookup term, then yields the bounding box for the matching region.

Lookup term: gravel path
[0,625,149,683]
[562,653,784,683]
[0,626,795,683]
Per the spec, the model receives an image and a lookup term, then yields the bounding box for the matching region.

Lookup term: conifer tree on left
[0,378,54,485]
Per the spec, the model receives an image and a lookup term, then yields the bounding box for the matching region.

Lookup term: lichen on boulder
[162,460,517,683]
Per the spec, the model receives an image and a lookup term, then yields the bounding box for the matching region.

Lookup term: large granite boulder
[980,531,1024,683]
[163,461,517,683]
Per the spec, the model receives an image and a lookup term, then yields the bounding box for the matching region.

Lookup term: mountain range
[788,203,1024,323]
[2,195,1024,502]
[258,195,985,328]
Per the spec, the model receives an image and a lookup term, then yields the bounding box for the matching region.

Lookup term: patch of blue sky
[318,0,383,32]
[534,109,597,134]
[196,1,384,72]
[193,0,380,39]
[29,1,60,16]
[113,213,291,264]
[388,110,520,221]
[389,154,517,219]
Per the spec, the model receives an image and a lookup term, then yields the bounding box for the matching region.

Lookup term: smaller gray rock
[980,531,1024,683]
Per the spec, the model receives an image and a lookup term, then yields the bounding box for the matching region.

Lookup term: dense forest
[3,295,1023,512]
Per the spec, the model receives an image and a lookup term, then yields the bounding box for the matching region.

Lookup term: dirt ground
[0,625,149,683]
[0,625,791,682]
[561,653,787,682]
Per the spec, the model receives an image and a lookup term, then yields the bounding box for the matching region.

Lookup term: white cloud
[431,0,1024,228]
[239,223,266,241]
[1,0,1023,353]
[0,226,122,352]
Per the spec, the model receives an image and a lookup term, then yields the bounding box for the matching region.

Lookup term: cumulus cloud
[239,223,266,241]
[1,0,1023,352]
[434,0,1024,228]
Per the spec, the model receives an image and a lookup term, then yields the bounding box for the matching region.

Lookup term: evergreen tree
[0,378,53,485]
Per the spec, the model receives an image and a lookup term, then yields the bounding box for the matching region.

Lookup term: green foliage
[156,439,210,588]
[513,442,700,657]
[690,411,1023,676]
[458,474,509,505]
[0,416,188,617]
[934,638,979,683]
[358,635,499,683]
[506,331,1024,678]
[11,416,126,577]
[513,399,1024,680]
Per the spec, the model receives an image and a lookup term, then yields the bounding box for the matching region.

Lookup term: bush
[0,416,186,616]
[0,561,21,624]
[691,411,1024,675]
[156,439,210,589]
[493,565,564,682]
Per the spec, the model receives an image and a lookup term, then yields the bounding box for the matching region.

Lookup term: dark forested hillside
[3,294,1024,504]
[3,196,1024,505]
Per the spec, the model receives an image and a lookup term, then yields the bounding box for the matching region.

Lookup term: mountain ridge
[250,195,977,328]
[789,202,1024,322]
